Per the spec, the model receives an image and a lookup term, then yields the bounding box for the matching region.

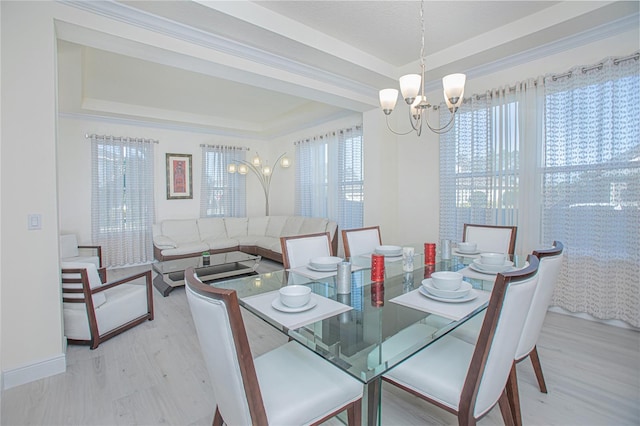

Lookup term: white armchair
[342,226,382,259]
[60,234,106,282]
[61,262,154,349]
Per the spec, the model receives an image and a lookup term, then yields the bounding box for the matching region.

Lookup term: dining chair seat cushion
[384,334,474,412]
[63,283,148,341]
[254,341,363,425]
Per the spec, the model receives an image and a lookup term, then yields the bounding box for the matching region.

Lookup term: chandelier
[379,0,466,136]
[227,152,290,216]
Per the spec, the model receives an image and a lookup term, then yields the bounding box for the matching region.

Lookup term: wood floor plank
[2,263,638,425]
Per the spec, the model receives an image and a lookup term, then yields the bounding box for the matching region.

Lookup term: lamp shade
[227,163,237,173]
[238,164,248,175]
[280,157,291,168]
[251,154,261,167]
[262,165,272,176]
[399,74,421,103]
[442,73,466,103]
[379,89,399,113]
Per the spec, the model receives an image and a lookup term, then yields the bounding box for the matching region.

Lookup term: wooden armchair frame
[62,268,154,349]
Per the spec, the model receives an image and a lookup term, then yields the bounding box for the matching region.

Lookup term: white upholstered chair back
[473,256,539,417]
[463,224,517,255]
[516,242,564,360]
[280,232,332,269]
[342,226,382,259]
[185,276,254,425]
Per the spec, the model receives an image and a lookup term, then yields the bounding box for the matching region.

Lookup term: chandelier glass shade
[379,0,466,136]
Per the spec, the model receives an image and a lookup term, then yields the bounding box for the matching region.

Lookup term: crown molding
[58,0,377,98]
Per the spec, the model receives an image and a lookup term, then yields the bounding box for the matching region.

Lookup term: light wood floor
[3,262,639,426]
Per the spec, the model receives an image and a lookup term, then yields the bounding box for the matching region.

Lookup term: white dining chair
[280,232,333,269]
[463,223,518,255]
[449,242,564,425]
[184,267,363,425]
[342,226,382,259]
[382,255,540,425]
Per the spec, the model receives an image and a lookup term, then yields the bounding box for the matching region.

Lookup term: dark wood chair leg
[347,399,362,426]
[529,345,548,393]
[506,362,523,426]
[498,388,516,426]
[212,406,223,426]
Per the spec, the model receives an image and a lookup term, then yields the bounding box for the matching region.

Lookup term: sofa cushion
[281,216,306,237]
[248,216,270,236]
[256,236,282,254]
[225,217,248,238]
[153,235,177,249]
[206,238,239,250]
[159,241,209,257]
[198,217,228,241]
[266,216,288,237]
[162,220,200,244]
[299,217,330,235]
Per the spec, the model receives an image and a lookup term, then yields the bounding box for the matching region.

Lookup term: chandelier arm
[384,115,417,136]
[423,109,458,134]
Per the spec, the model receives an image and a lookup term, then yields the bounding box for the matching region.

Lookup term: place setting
[242,285,353,330]
[459,252,516,280]
[452,241,481,258]
[390,272,490,321]
[360,245,405,263]
[289,256,365,280]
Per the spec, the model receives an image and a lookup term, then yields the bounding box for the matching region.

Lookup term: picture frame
[166,153,193,199]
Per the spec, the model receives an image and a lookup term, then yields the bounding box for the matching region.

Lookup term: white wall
[57,117,272,244]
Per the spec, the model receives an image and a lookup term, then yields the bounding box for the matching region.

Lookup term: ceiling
[57,1,639,140]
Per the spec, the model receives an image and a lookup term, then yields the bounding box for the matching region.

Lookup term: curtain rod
[199,144,249,150]
[294,124,363,145]
[85,134,159,144]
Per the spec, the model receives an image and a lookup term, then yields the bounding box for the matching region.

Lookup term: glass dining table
[211,246,514,425]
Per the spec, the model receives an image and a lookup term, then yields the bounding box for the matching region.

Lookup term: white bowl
[308,256,343,271]
[457,242,477,253]
[430,271,463,291]
[422,279,472,299]
[480,252,507,266]
[279,285,311,308]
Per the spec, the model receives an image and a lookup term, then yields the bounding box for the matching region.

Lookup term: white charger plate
[470,259,515,274]
[307,263,337,272]
[418,286,478,303]
[308,256,343,271]
[271,297,318,313]
[454,249,481,255]
[375,245,402,256]
[422,279,472,299]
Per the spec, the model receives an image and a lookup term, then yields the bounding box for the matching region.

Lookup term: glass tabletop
[212,247,511,384]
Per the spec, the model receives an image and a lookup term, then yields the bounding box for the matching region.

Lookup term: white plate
[308,256,343,271]
[419,286,479,303]
[422,279,472,299]
[307,263,337,272]
[454,249,481,255]
[271,297,318,313]
[375,245,402,256]
[470,259,515,274]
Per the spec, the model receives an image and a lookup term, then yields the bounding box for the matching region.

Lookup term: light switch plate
[28,214,42,230]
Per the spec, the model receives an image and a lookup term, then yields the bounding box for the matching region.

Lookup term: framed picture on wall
[166,153,193,199]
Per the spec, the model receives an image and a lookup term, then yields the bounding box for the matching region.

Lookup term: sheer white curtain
[544,54,639,327]
[440,80,540,253]
[200,145,246,217]
[91,135,155,266]
[295,125,363,230]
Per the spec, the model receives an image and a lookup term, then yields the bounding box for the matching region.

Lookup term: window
[200,145,246,217]
[295,125,363,230]
[91,136,155,266]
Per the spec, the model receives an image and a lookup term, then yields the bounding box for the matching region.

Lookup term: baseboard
[2,353,66,390]
[548,306,639,330]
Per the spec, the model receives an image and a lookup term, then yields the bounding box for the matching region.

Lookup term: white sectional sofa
[153,216,338,263]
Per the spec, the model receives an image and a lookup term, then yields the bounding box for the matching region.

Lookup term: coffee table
[152,251,261,296]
